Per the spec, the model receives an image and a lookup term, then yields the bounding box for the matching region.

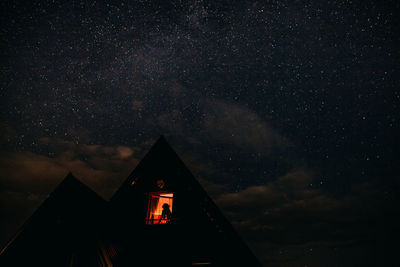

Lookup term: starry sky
[0,0,399,266]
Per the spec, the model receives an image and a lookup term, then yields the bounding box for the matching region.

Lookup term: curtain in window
[148,195,159,224]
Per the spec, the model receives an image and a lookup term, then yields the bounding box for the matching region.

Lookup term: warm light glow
[146,192,173,224]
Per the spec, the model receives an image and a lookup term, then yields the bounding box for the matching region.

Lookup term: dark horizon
[1,0,399,266]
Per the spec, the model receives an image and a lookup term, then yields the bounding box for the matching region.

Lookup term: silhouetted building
[1,136,262,267]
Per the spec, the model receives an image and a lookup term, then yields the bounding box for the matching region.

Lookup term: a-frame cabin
[108,136,262,266]
[1,136,262,267]
[0,173,111,266]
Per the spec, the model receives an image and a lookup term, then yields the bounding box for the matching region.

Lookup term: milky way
[1,1,399,266]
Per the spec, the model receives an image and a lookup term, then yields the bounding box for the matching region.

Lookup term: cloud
[203,99,289,152]
[221,178,399,267]
[0,138,145,249]
[218,185,284,212]
[0,139,141,208]
[276,169,319,199]
[215,168,316,219]
[212,167,395,248]
[132,100,144,111]
[116,146,134,159]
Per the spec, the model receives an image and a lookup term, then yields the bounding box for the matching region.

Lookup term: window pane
[146,192,173,224]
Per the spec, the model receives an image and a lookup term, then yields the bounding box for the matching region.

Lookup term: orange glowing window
[146,192,173,224]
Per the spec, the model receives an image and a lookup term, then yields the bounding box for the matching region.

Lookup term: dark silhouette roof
[0,173,108,266]
[1,136,262,267]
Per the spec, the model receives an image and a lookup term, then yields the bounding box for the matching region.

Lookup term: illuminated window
[146,192,173,224]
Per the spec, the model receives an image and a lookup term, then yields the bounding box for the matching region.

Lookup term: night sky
[1,0,399,266]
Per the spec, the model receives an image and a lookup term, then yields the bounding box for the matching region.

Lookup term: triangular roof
[111,135,200,202]
[109,136,262,266]
[1,136,262,266]
[0,173,109,266]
